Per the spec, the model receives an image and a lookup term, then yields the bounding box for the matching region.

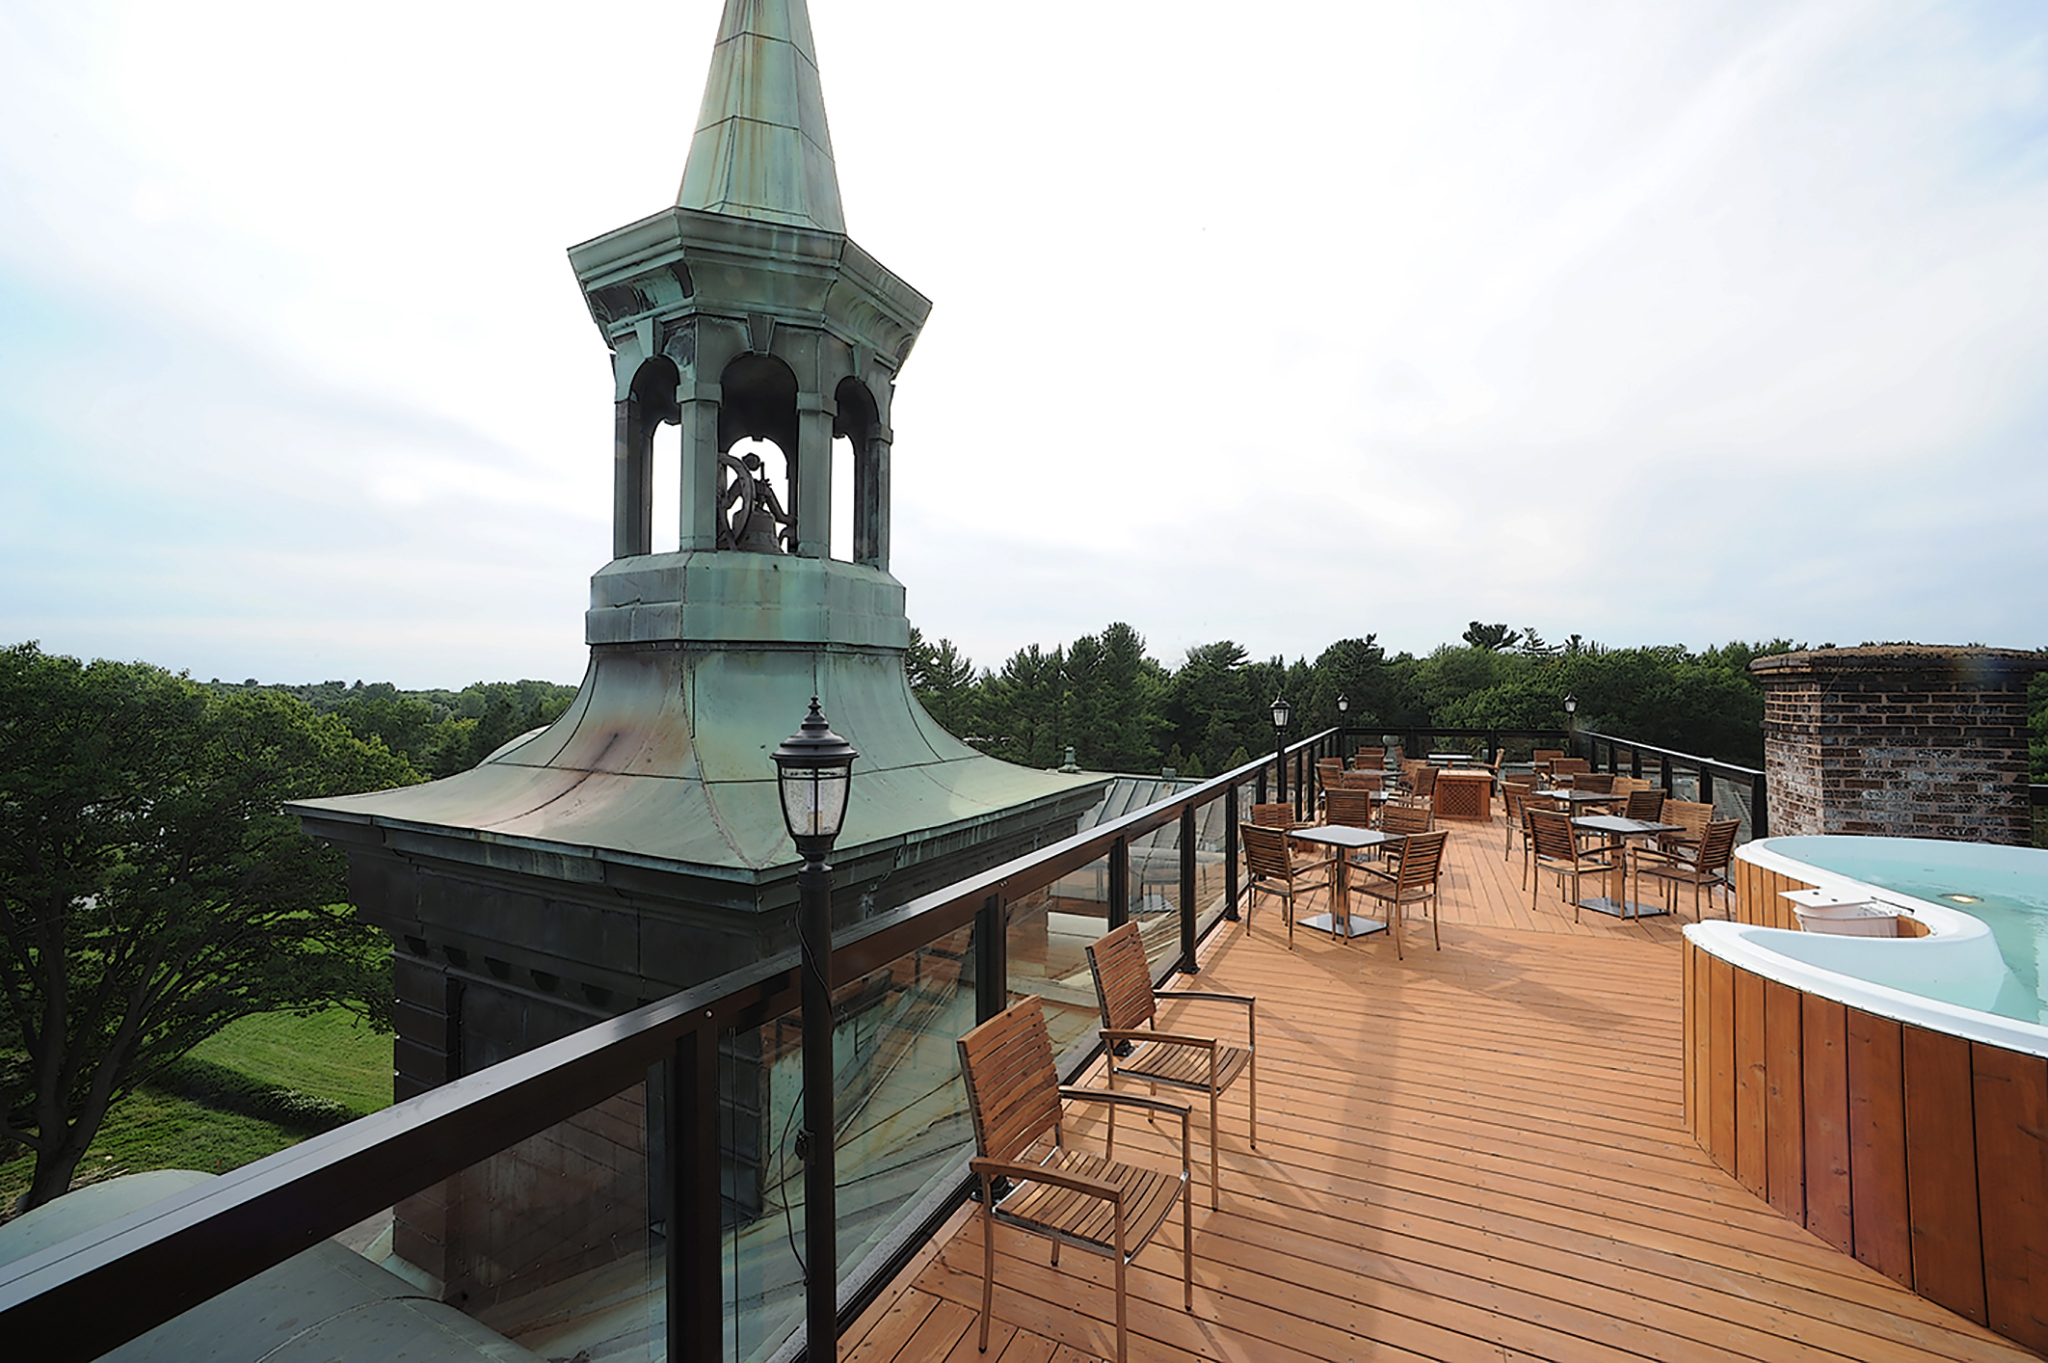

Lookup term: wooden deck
[843,810,2037,1363]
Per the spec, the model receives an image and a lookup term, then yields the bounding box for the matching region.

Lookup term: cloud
[2,0,2046,686]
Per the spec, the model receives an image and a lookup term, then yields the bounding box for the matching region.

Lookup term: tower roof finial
[676,0,846,234]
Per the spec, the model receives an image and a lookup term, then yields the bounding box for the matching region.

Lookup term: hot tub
[1683,835,2048,1354]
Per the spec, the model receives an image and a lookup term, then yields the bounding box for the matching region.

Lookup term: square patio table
[1570,815,1683,918]
[1285,824,1401,940]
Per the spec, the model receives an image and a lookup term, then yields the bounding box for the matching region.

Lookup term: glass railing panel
[1127,818,1181,965]
[723,923,978,1363]
[1191,791,1233,941]
[1005,851,1111,1059]
[387,1078,662,1363]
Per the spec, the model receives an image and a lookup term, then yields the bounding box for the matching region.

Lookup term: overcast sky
[3,0,2045,689]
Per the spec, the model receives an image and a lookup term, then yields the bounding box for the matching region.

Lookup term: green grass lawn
[2,1007,393,1216]
[187,1007,394,1118]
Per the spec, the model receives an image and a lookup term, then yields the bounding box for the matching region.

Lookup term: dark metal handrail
[1573,728,1770,839]
[0,728,1341,1363]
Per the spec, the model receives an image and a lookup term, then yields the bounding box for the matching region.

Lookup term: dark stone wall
[1753,647,2046,844]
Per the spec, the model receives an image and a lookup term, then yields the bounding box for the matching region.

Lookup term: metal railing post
[1660,753,1673,793]
[1224,783,1240,922]
[1750,772,1770,840]
[1700,766,1716,808]
[1179,806,1198,975]
[1108,835,1129,929]
[975,894,1006,1023]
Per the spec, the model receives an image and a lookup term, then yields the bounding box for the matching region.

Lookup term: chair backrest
[1381,802,1432,837]
[1664,799,1713,841]
[958,995,1063,1163]
[1396,830,1449,890]
[1250,802,1295,829]
[1086,922,1156,1033]
[1409,765,1437,798]
[1532,749,1564,770]
[1624,788,1667,821]
[1241,822,1293,880]
[1502,784,1529,824]
[1335,769,1383,791]
[1571,772,1614,795]
[1551,757,1590,776]
[1528,809,1579,862]
[1324,787,1375,827]
[1502,772,1539,792]
[1317,757,1345,774]
[1489,749,1505,773]
[1695,820,1741,873]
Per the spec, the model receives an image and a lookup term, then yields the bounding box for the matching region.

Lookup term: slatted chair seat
[958,995,1194,1363]
[1529,808,1620,921]
[1086,921,1257,1211]
[1350,828,1449,959]
[1241,821,1334,948]
[1632,818,1740,921]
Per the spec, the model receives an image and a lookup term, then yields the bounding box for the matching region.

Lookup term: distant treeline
[908,623,1801,778]
[204,677,580,780]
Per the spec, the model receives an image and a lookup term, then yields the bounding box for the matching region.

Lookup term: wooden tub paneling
[1682,869,2048,1356]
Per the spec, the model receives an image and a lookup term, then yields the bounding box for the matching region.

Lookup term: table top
[1436,768,1493,782]
[1427,752,1480,765]
[1290,824,1402,850]
[1539,789,1621,806]
[1571,815,1683,836]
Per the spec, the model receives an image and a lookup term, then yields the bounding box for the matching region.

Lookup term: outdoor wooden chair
[1532,748,1564,776]
[1528,809,1621,920]
[1623,787,1668,821]
[1365,801,1432,877]
[1249,801,1298,830]
[1404,764,1437,807]
[1569,771,1615,795]
[1657,799,1714,855]
[1086,922,1256,1209]
[1333,768,1384,792]
[957,995,1194,1363]
[1240,822,1334,948]
[1351,828,1448,959]
[1632,819,1740,920]
[1513,789,1557,887]
[1550,756,1591,779]
[1323,786,1376,831]
[1502,783,1534,861]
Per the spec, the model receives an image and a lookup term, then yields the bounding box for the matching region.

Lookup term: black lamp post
[773,698,858,1361]
[1270,696,1291,802]
[1563,693,1578,753]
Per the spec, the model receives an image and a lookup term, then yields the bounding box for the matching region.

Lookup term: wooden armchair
[1550,756,1590,780]
[958,995,1194,1363]
[1352,828,1448,958]
[1513,789,1556,887]
[1528,809,1619,920]
[1632,819,1740,920]
[1569,771,1615,796]
[1249,801,1298,830]
[1323,786,1377,831]
[1657,799,1714,854]
[1623,787,1668,821]
[1086,922,1256,1209]
[1241,822,1334,948]
[1532,748,1565,776]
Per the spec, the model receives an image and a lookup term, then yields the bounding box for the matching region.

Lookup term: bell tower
[571,0,927,648]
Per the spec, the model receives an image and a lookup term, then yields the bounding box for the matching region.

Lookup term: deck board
[858,809,2033,1362]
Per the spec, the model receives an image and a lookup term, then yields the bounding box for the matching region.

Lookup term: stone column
[675,385,723,551]
[612,399,653,559]
[1750,646,2046,844]
[793,396,835,559]
[856,426,892,569]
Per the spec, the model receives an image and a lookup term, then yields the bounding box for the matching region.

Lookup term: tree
[0,644,417,1210]
[1461,622,1522,652]
[906,628,980,739]
[1062,623,1166,773]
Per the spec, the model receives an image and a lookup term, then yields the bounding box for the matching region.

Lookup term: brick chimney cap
[1749,645,2048,679]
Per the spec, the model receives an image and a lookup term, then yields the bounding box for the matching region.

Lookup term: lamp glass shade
[780,763,851,842]
[1336,694,1349,714]
[772,698,859,845]
[1563,693,1578,714]
[1270,696,1291,730]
